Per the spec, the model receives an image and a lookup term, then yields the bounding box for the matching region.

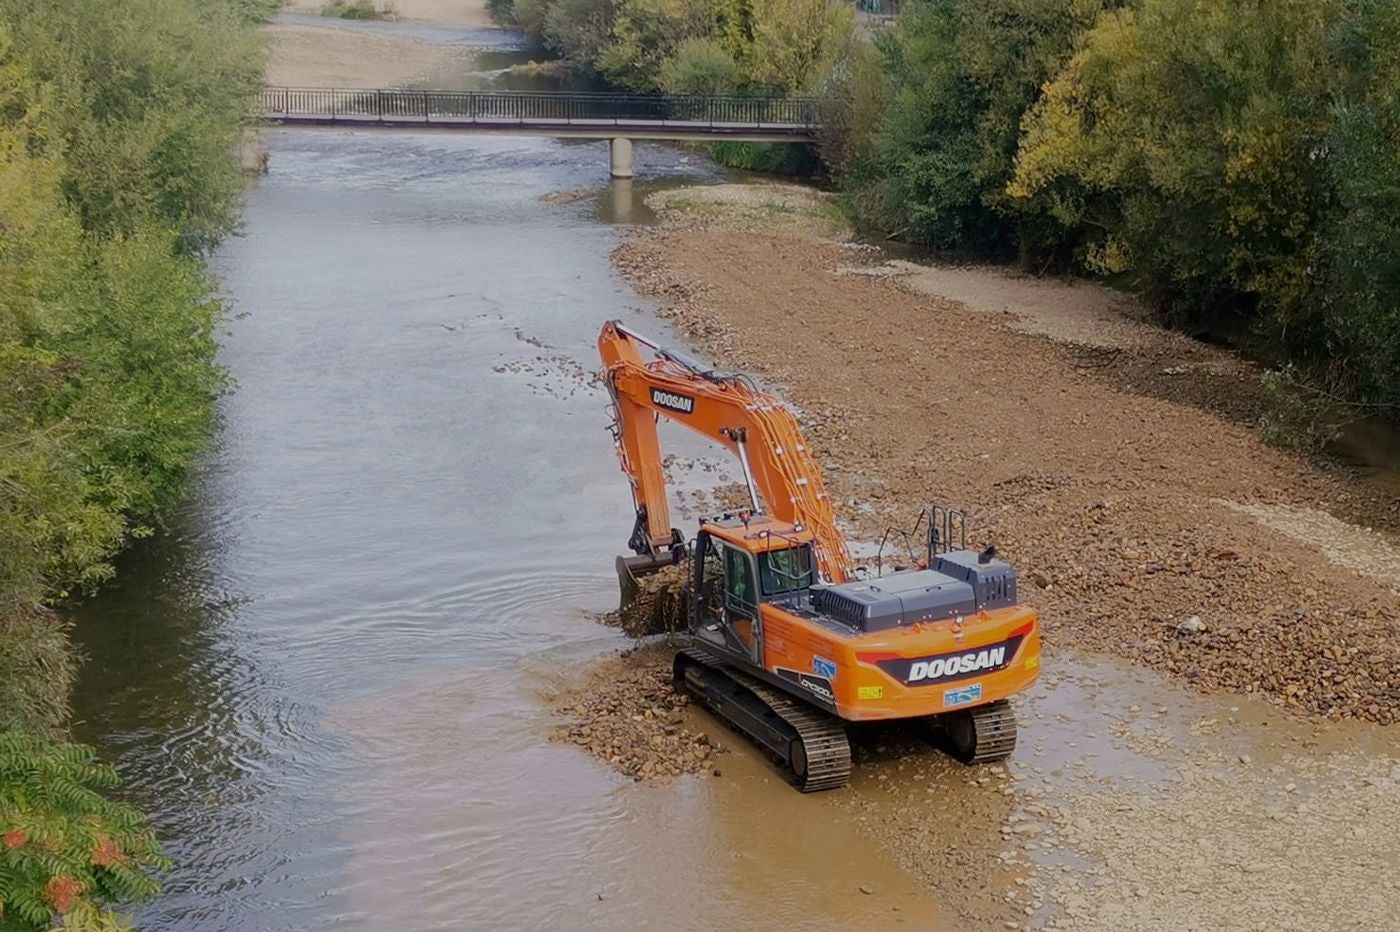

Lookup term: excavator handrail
[599,319,854,583]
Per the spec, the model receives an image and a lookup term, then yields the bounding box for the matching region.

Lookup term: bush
[599,0,711,91]
[659,37,743,95]
[746,0,854,94]
[855,0,1116,252]
[0,0,266,251]
[1,3,263,921]
[321,0,386,18]
[710,140,821,175]
[0,732,170,930]
[1010,0,1400,413]
[530,0,616,69]
[487,0,517,24]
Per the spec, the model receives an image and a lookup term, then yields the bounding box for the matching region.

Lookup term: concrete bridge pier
[609,137,634,178]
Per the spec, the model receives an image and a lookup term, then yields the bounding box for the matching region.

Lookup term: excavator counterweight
[597,320,1040,790]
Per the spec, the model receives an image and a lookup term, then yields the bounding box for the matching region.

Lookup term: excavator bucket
[616,553,673,610]
[612,554,689,638]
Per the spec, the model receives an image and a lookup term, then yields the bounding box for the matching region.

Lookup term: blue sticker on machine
[943,683,983,708]
[812,655,837,679]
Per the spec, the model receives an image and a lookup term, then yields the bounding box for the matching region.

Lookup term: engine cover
[810,550,1020,632]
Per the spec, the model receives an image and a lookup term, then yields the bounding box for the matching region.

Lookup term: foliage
[487,0,517,24]
[0,1,260,919]
[1257,367,1350,454]
[0,31,224,608]
[746,0,853,94]
[515,0,854,98]
[321,0,391,18]
[850,0,1115,252]
[598,0,711,90]
[658,37,743,95]
[1010,0,1400,412]
[538,0,619,70]
[0,0,266,251]
[710,140,820,174]
[0,732,170,931]
[0,609,74,737]
[810,23,883,181]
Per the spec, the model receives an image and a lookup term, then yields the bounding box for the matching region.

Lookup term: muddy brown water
[63,103,942,931]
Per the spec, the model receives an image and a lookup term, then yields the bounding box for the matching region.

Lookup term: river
[67,94,943,931]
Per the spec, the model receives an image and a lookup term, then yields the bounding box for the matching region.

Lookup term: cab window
[758,545,814,595]
[724,546,755,609]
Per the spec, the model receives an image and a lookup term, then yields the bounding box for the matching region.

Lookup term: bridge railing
[258,87,820,129]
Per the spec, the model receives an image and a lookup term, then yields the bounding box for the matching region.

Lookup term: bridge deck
[257,87,819,141]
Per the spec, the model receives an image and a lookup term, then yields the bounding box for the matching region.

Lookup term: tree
[746,0,854,94]
[660,37,744,95]
[858,0,1116,253]
[599,0,712,91]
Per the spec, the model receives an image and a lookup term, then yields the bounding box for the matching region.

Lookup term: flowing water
[67,102,943,932]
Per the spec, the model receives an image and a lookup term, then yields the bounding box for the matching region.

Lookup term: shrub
[599,0,710,91]
[1010,0,1400,413]
[746,0,854,94]
[0,732,170,931]
[659,37,744,95]
[487,0,517,24]
[321,0,385,18]
[856,0,1115,252]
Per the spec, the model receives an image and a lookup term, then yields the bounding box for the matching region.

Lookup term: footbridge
[256,87,821,177]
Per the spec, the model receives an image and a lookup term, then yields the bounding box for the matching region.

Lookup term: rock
[1177,615,1207,635]
[859,884,875,895]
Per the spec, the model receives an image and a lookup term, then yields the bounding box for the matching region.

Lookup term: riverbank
[615,185,1400,724]
[1,0,267,925]
[265,16,480,86]
[564,183,1400,930]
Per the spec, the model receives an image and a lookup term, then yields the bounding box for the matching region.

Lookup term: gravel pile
[550,648,719,783]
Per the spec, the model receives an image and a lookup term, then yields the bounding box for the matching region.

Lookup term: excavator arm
[598,319,853,584]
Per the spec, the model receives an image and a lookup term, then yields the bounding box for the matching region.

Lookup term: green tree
[746,0,853,94]
[543,0,617,67]
[660,37,744,94]
[0,0,266,250]
[855,0,1115,252]
[599,0,712,91]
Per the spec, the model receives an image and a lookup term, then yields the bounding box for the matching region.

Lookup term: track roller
[942,699,1018,764]
[674,648,851,792]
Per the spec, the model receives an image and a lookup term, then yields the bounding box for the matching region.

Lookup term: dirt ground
[616,185,1400,726]
[264,22,477,87]
[553,182,1400,930]
[281,0,495,26]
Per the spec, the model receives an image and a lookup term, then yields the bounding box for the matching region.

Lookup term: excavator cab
[691,518,816,666]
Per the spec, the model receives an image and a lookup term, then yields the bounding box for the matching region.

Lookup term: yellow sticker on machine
[1024,655,1040,670]
[858,685,884,700]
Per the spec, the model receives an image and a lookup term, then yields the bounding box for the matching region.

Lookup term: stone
[1177,615,1207,635]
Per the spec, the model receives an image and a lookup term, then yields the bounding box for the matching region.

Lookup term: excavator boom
[599,319,853,583]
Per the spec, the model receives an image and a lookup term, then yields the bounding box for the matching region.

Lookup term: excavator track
[674,648,851,792]
[942,699,1018,765]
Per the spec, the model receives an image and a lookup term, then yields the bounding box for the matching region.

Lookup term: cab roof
[702,514,815,553]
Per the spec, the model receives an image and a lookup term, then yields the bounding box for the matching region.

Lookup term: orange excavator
[599,320,1040,791]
